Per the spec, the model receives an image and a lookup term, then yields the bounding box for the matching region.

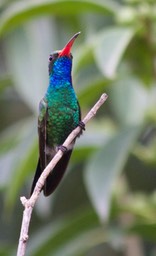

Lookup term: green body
[46,85,80,146]
[31,53,81,196]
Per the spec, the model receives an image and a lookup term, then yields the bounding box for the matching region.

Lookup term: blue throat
[48,56,72,91]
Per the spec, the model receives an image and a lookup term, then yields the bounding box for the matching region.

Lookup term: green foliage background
[0,0,156,255]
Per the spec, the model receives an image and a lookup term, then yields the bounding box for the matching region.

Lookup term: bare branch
[16,93,108,256]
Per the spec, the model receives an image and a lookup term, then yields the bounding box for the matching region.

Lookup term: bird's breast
[46,102,79,146]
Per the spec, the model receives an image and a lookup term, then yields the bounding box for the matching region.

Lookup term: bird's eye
[49,56,53,62]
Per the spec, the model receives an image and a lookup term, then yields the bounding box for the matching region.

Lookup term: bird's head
[48,32,80,76]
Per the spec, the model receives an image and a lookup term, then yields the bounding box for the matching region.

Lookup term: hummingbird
[31,32,84,196]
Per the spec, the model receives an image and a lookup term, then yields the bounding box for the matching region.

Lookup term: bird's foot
[58,145,67,153]
[79,121,85,130]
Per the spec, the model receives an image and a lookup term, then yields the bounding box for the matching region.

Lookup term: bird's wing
[30,98,48,195]
[38,98,48,170]
[78,100,81,121]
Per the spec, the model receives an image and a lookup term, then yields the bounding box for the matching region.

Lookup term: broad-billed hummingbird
[31,32,84,196]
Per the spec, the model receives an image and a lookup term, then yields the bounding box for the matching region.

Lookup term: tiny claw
[79,121,85,130]
[58,145,67,153]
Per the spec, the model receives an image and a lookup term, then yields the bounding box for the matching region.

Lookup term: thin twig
[16,93,108,256]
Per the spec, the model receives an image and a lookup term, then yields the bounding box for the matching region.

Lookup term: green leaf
[84,126,140,221]
[4,20,53,112]
[109,77,149,125]
[50,227,105,256]
[0,122,21,156]
[74,27,134,79]
[0,75,12,92]
[78,78,110,107]
[0,0,120,35]
[4,119,37,210]
[5,139,38,210]
[27,209,103,256]
[0,118,35,189]
[0,247,11,256]
[93,27,134,78]
[117,193,156,221]
[74,44,94,74]
[129,222,156,242]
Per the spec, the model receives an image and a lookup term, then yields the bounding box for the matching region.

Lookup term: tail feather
[30,150,72,196]
[44,150,72,196]
[30,159,42,195]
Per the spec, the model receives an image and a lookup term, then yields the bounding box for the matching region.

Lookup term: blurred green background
[0,0,156,255]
